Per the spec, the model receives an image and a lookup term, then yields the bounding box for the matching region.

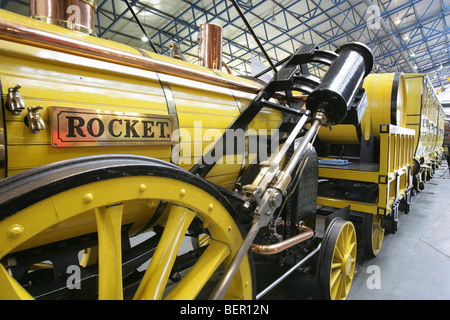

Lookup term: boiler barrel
[0,9,282,189]
[318,73,407,144]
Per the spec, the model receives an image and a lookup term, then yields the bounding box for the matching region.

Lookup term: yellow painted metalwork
[165,240,230,299]
[0,9,282,181]
[318,73,407,144]
[405,75,427,158]
[0,264,34,299]
[318,168,379,184]
[317,72,417,227]
[361,73,407,138]
[134,205,196,300]
[0,9,284,300]
[317,196,379,215]
[329,220,356,300]
[318,124,415,217]
[79,247,98,268]
[317,125,359,145]
[371,215,384,257]
[0,175,253,299]
[404,74,445,190]
[95,204,124,300]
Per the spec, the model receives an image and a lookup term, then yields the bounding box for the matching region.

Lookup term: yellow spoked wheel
[363,214,385,258]
[318,218,357,300]
[0,155,253,300]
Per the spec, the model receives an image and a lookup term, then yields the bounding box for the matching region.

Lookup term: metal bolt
[83,193,94,203]
[7,224,24,239]
[269,190,282,209]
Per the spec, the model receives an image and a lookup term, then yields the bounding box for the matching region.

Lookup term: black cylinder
[306,42,374,125]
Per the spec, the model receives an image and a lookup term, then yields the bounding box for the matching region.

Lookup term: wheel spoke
[333,243,344,260]
[330,267,341,289]
[330,270,342,299]
[0,264,34,300]
[165,240,230,300]
[134,205,196,300]
[371,216,384,254]
[340,273,347,299]
[347,240,356,256]
[344,225,352,253]
[342,226,348,252]
[321,220,357,300]
[0,171,252,300]
[373,228,379,250]
[95,204,124,300]
[331,262,342,269]
[80,247,98,268]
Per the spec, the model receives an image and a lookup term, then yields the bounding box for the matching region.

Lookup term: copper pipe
[0,17,262,94]
[0,16,311,103]
[198,23,223,70]
[251,226,314,255]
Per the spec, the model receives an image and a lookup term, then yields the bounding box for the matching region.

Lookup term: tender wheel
[363,214,385,258]
[317,218,357,300]
[0,155,254,300]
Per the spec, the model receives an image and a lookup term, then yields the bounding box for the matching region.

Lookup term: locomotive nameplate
[52,106,175,147]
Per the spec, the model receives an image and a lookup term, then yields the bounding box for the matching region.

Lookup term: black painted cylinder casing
[306,42,374,125]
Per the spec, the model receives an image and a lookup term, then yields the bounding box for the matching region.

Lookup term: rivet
[83,193,94,203]
[7,224,24,239]
[208,203,214,211]
[139,184,147,193]
[228,226,231,231]
[180,189,186,197]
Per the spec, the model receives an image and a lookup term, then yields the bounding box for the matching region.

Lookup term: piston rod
[256,243,322,300]
[274,112,325,192]
[284,113,324,178]
[210,221,261,300]
[211,113,326,300]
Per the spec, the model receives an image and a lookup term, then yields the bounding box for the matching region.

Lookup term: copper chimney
[30,0,97,35]
[198,23,223,70]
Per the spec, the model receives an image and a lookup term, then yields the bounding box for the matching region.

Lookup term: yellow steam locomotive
[0,1,443,301]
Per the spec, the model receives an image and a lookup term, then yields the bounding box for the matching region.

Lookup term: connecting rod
[210,113,326,300]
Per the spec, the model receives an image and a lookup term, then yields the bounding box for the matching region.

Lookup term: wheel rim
[0,175,253,300]
[319,218,357,300]
[329,221,356,300]
[363,214,385,258]
[371,215,385,257]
